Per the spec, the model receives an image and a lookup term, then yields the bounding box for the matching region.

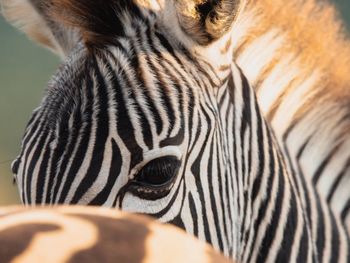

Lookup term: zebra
[2,0,350,261]
[0,206,231,263]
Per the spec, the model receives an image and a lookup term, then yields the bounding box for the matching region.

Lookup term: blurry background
[0,1,349,205]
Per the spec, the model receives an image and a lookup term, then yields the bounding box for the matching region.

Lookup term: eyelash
[128,156,181,200]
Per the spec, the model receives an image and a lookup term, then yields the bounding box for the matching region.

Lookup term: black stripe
[208,135,224,251]
[245,126,276,262]
[71,55,110,203]
[341,199,350,222]
[189,192,199,237]
[296,224,309,262]
[57,72,94,204]
[35,132,54,204]
[312,143,342,185]
[329,208,340,263]
[255,157,285,263]
[89,139,122,205]
[52,92,82,201]
[276,189,298,261]
[25,127,49,204]
[327,158,350,203]
[107,48,149,163]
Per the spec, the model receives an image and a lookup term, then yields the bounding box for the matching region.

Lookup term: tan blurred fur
[0,206,232,263]
[237,0,350,108]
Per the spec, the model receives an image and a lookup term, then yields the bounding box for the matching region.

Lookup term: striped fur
[231,0,350,229]
[2,0,350,262]
[0,206,231,263]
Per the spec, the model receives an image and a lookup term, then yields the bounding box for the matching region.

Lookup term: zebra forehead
[34,45,187,162]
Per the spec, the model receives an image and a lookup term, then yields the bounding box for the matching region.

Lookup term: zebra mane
[50,0,242,46]
[240,0,350,102]
[48,0,143,48]
[174,0,241,45]
[1,0,242,51]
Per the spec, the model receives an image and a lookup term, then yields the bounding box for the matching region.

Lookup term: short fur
[3,0,349,88]
[1,0,241,47]
[49,0,241,46]
[47,0,141,48]
[175,0,241,44]
[237,0,350,106]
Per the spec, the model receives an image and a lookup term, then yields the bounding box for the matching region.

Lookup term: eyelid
[129,146,182,179]
[143,146,182,160]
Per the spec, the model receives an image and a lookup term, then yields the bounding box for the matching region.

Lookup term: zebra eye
[129,156,181,200]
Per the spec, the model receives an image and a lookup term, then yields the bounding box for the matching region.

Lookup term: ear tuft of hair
[48,0,138,48]
[176,0,241,45]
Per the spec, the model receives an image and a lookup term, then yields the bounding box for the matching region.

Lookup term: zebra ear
[1,0,80,58]
[47,0,123,49]
[175,0,241,45]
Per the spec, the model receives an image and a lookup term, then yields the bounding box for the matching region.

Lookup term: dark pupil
[136,156,181,186]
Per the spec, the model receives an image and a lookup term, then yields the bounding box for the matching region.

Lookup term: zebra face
[9,0,242,255]
[9,0,240,206]
[11,40,228,220]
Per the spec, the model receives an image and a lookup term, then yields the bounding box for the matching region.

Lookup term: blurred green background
[0,1,349,205]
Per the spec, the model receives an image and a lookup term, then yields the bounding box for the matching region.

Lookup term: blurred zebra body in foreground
[1,0,350,262]
[0,206,231,263]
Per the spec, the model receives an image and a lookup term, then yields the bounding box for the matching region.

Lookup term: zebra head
[5,0,350,261]
[7,0,269,257]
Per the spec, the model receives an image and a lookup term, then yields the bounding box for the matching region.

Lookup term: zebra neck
[230,0,350,214]
[191,32,235,80]
[216,64,290,259]
[219,64,350,262]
